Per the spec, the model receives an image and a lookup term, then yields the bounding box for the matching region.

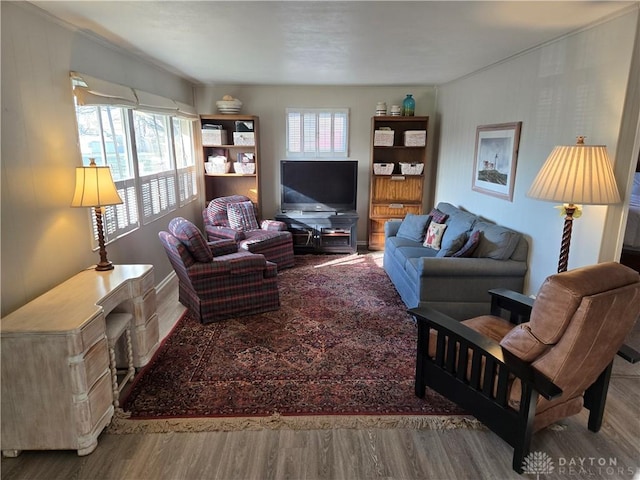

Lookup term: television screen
[281,160,358,212]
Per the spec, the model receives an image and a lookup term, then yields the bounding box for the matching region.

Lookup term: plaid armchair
[203,195,295,270]
[159,217,280,324]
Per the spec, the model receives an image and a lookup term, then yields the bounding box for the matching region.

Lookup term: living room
[2,1,640,478]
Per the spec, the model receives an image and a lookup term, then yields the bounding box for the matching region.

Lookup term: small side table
[105,313,135,408]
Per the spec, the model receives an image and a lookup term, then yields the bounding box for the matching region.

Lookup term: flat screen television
[280,160,358,213]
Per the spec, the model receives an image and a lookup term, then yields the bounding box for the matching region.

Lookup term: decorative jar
[402,94,415,116]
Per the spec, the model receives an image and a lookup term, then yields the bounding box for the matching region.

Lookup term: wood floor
[2,274,639,480]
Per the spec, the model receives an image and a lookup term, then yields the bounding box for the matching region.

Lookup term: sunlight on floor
[312,251,384,269]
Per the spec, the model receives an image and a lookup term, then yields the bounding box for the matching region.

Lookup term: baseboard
[156,270,177,294]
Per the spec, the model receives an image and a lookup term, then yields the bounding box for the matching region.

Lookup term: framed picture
[472,122,522,201]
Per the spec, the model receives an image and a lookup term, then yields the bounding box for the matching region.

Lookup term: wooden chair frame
[410,288,639,473]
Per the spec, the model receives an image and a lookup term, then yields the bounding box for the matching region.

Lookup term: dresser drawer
[75,370,112,437]
[371,204,421,218]
[133,289,157,324]
[81,314,106,352]
[371,175,423,202]
[70,337,109,395]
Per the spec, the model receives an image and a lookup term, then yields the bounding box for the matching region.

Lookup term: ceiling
[30,1,636,86]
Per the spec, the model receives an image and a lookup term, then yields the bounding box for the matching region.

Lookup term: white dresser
[1,265,159,457]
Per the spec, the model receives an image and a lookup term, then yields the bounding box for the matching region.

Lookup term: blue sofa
[383,202,529,319]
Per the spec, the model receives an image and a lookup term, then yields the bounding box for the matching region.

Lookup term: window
[173,117,198,205]
[75,104,139,243]
[132,111,177,224]
[286,108,349,158]
[72,73,197,245]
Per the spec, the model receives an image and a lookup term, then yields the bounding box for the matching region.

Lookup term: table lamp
[527,136,621,272]
[71,158,123,271]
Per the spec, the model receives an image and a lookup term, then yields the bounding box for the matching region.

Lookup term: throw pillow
[423,222,447,250]
[452,230,481,258]
[227,201,260,231]
[436,231,468,257]
[397,213,432,243]
[207,195,251,226]
[428,208,449,224]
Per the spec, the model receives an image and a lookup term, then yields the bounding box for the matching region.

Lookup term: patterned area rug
[112,254,476,433]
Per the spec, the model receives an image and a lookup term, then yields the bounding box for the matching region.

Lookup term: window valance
[70,71,197,119]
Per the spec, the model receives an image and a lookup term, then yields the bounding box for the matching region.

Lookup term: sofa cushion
[227,201,260,231]
[423,222,447,250]
[397,213,432,243]
[472,221,522,260]
[452,229,481,258]
[168,218,213,263]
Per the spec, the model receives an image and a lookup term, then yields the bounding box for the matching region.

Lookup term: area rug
[111,254,479,434]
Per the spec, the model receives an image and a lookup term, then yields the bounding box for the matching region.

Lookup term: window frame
[73,102,198,247]
[285,108,349,159]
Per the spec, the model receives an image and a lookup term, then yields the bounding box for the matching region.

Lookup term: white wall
[1,3,201,316]
[435,8,639,294]
[195,85,437,242]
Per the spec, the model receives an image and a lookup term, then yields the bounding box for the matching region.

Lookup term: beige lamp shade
[527,138,621,205]
[71,160,122,207]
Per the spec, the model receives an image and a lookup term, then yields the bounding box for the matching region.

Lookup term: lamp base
[557,204,577,273]
[95,261,114,271]
[93,206,115,272]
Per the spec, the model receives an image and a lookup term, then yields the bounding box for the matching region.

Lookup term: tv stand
[275,211,358,254]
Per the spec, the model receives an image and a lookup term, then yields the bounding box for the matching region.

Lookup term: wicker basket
[400,162,424,175]
[373,130,394,147]
[403,130,426,147]
[205,162,231,174]
[373,163,394,175]
[233,162,256,174]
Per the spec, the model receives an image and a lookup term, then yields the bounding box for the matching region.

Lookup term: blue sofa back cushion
[472,221,522,260]
[397,213,432,243]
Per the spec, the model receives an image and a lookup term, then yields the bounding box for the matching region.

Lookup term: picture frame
[472,122,522,201]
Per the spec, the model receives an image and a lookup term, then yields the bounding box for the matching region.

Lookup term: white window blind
[286,108,349,158]
[139,173,177,224]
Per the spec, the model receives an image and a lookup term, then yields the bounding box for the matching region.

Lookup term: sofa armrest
[205,225,245,242]
[208,239,238,257]
[416,257,528,277]
[384,219,402,239]
[261,219,288,231]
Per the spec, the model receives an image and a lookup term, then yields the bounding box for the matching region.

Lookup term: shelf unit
[368,116,429,250]
[200,114,261,209]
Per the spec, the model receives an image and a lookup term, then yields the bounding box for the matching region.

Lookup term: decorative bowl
[216,98,242,114]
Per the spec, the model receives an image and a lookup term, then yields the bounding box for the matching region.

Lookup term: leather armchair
[203,195,295,269]
[159,217,280,323]
[411,262,640,473]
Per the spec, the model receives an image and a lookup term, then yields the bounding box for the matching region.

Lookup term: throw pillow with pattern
[452,230,481,258]
[423,222,447,250]
[428,208,449,224]
[227,201,260,231]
